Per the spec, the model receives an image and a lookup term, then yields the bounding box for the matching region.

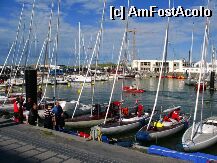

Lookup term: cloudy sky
[0,0,216,66]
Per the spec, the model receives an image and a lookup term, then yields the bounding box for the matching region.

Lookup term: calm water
[45,78,217,155]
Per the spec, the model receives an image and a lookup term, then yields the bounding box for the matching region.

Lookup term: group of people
[44,101,65,131]
[13,97,65,131]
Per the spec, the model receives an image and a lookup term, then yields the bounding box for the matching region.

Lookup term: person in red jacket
[13,97,20,122]
[171,110,180,122]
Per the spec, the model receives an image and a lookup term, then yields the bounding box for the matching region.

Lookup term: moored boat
[136,106,190,142]
[182,116,217,152]
[123,86,145,93]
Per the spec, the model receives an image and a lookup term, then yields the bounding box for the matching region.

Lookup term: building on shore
[132,59,217,74]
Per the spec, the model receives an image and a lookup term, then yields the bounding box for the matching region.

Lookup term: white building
[132,59,190,73]
[132,59,217,74]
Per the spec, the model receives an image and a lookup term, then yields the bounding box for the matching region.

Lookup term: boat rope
[0,42,15,77]
[11,3,25,68]
[72,0,107,119]
[39,37,57,104]
[35,38,47,69]
[23,0,36,68]
[3,39,29,106]
[0,3,25,78]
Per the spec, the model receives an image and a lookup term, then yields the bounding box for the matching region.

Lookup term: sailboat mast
[54,0,61,101]
[72,0,106,119]
[104,0,130,124]
[190,16,209,140]
[78,22,81,75]
[146,0,170,131]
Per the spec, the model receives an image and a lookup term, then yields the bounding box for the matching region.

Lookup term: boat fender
[135,131,150,142]
[154,122,164,128]
[101,135,109,143]
[90,126,102,141]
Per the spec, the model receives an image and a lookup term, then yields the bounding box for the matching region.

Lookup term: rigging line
[0,43,15,77]
[72,0,107,119]
[42,0,54,91]
[104,0,130,125]
[15,22,26,66]
[39,37,57,104]
[0,4,24,77]
[35,39,47,68]
[11,3,25,69]
[146,0,170,131]
[23,0,36,68]
[190,16,209,141]
[3,39,29,106]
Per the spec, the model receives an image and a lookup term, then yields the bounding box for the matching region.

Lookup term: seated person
[171,110,180,122]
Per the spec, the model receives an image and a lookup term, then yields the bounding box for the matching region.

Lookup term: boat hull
[182,123,217,152]
[65,118,110,128]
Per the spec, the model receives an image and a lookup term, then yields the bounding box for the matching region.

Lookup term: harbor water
[44,78,217,155]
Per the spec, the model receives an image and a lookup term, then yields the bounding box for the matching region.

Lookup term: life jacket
[13,102,19,113]
[137,104,143,117]
[163,115,171,122]
[171,110,180,121]
[121,107,129,116]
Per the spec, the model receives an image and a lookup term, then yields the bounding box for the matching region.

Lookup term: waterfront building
[132,59,217,74]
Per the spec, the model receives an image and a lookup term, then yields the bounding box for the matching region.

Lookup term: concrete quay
[0,118,188,163]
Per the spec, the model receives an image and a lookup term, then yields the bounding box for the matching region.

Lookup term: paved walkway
[0,118,188,163]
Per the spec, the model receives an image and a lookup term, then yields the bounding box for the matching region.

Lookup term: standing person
[44,104,55,129]
[23,98,33,111]
[52,101,64,131]
[28,103,39,126]
[23,98,33,122]
[13,97,20,123]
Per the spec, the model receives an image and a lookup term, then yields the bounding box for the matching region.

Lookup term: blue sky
[0,0,216,65]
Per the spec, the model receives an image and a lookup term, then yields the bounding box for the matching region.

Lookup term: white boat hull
[182,122,217,152]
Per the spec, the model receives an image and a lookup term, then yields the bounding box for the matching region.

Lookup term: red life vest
[163,115,171,122]
[171,110,180,121]
[121,108,129,116]
[13,102,19,113]
[137,105,143,117]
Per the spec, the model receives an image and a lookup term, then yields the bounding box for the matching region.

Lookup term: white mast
[78,22,81,75]
[190,15,209,141]
[146,0,170,131]
[54,0,61,101]
[189,22,194,78]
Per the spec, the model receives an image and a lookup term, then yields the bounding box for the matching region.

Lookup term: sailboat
[135,0,190,142]
[64,0,110,127]
[182,8,217,151]
[91,0,151,135]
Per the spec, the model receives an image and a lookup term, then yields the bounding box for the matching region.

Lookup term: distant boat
[184,77,197,86]
[123,86,145,93]
[195,81,207,91]
[73,75,92,83]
